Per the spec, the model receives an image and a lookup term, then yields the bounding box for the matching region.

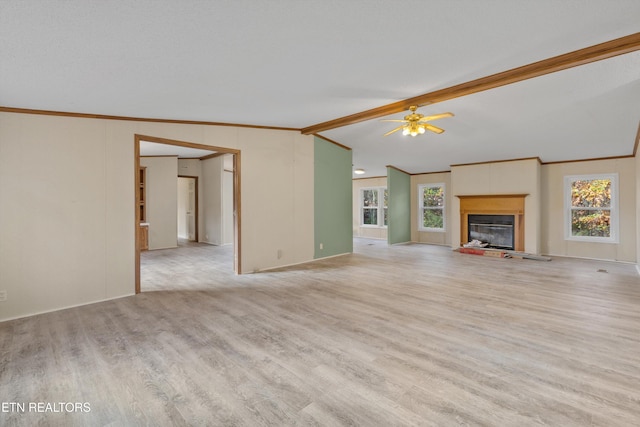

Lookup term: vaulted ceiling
[1,1,639,177]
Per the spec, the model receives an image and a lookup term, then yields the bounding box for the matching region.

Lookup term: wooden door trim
[135,134,242,294]
[135,139,141,293]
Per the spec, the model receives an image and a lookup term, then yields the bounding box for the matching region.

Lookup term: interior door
[186,178,196,241]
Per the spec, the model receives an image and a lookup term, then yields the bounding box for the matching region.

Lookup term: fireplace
[468,214,515,250]
[458,194,527,252]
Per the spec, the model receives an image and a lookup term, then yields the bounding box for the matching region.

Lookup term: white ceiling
[1,0,639,177]
[139,140,216,158]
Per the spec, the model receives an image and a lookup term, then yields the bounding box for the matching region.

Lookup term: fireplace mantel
[457,194,528,251]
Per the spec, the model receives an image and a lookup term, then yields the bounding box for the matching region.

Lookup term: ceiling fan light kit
[402,122,427,137]
[383,105,453,137]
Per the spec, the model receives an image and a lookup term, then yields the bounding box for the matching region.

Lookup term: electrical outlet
[0,290,6,302]
[319,243,323,250]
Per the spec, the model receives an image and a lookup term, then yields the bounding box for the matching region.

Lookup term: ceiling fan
[382,105,454,137]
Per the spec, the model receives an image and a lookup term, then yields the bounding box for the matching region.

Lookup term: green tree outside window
[421,185,444,229]
[570,179,611,237]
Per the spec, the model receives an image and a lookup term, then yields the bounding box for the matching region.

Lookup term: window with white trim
[361,187,387,227]
[418,183,445,231]
[564,173,618,243]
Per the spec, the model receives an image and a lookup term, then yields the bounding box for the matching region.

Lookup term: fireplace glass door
[468,214,515,250]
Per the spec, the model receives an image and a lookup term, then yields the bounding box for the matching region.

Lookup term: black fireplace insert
[468,214,515,250]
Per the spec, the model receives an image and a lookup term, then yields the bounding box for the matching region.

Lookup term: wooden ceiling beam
[301,32,640,135]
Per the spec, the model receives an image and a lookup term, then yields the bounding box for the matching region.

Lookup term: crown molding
[410,170,452,176]
[451,157,542,168]
[0,106,300,132]
[386,165,411,175]
[541,154,634,165]
[199,152,226,161]
[313,134,352,151]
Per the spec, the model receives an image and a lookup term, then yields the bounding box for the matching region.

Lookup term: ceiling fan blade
[424,124,445,134]
[380,119,408,123]
[383,126,405,136]
[419,112,454,122]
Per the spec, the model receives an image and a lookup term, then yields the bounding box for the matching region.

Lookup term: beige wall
[0,112,314,321]
[357,157,637,262]
[177,177,190,239]
[541,158,636,262]
[0,113,133,321]
[202,155,225,245]
[411,172,452,246]
[178,157,233,246]
[451,159,541,254]
[352,177,388,240]
[140,156,178,250]
[223,170,234,245]
[177,158,203,241]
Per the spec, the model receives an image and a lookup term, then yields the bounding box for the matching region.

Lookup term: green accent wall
[314,137,353,258]
[387,166,411,244]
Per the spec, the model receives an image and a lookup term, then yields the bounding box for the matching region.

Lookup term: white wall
[140,157,178,250]
[0,112,314,321]
[239,128,314,271]
[178,157,233,245]
[178,158,201,176]
[177,177,190,239]
[541,158,636,262]
[352,177,388,240]
[451,159,541,254]
[0,113,134,321]
[223,169,234,245]
[202,156,224,245]
[177,158,203,241]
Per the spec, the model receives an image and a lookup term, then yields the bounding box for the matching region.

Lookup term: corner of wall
[314,137,353,258]
[387,167,411,244]
[636,152,640,265]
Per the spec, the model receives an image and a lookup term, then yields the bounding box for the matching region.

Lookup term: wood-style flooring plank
[1,238,639,426]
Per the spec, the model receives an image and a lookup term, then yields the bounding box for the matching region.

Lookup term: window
[564,174,618,243]
[419,183,445,231]
[361,187,387,227]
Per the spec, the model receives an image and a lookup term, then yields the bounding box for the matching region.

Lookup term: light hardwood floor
[2,239,640,426]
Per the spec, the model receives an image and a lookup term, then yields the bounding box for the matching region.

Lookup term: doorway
[178,176,198,242]
[135,134,242,294]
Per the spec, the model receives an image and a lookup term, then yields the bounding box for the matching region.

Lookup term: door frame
[177,175,199,242]
[135,134,242,293]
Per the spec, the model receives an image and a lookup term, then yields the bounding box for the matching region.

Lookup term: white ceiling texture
[1,1,639,177]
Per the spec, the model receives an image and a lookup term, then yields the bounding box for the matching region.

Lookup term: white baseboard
[253,252,351,273]
[0,293,135,323]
